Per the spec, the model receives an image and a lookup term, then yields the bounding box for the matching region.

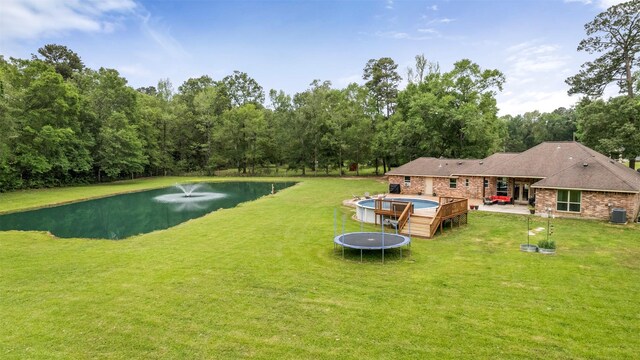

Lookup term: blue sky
[0,0,627,115]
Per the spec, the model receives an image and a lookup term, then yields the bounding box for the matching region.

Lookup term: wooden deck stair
[400,214,433,238]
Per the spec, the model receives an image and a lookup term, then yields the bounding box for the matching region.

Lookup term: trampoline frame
[333,232,410,250]
[333,209,412,263]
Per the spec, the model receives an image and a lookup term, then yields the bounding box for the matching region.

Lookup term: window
[484,179,488,188]
[497,177,508,196]
[404,176,411,187]
[557,190,581,212]
[449,178,457,188]
[465,179,469,187]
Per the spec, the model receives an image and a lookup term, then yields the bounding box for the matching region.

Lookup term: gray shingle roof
[386,157,479,177]
[385,142,640,193]
[531,144,640,192]
[455,153,520,176]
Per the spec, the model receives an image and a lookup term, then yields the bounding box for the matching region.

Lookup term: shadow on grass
[331,246,412,263]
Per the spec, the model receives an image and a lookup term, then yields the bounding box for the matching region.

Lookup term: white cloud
[386,0,394,10]
[0,0,136,40]
[375,31,434,40]
[597,0,628,8]
[499,40,575,116]
[428,18,455,25]
[117,63,153,78]
[564,0,627,9]
[417,28,440,35]
[505,41,570,75]
[497,90,577,116]
[335,74,362,88]
[430,5,438,11]
[138,13,189,59]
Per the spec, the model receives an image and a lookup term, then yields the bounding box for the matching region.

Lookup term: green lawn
[1,178,639,359]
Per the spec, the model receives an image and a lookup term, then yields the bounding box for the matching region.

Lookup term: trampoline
[334,232,411,262]
[334,232,410,249]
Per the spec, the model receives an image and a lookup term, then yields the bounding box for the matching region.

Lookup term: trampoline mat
[334,232,410,250]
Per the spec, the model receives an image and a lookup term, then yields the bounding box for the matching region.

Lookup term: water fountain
[175,183,201,197]
[153,183,227,204]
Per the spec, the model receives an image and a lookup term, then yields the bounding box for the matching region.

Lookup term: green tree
[218,104,266,173]
[266,89,295,173]
[566,0,640,98]
[394,58,505,160]
[576,96,640,166]
[33,44,84,80]
[221,71,264,107]
[363,57,401,118]
[8,61,92,187]
[532,108,577,144]
[362,57,401,174]
[503,112,538,152]
[97,112,147,178]
[194,84,231,173]
[340,84,372,176]
[0,57,18,189]
[82,68,141,181]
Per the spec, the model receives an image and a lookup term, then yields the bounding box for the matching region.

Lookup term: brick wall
[388,175,426,195]
[433,176,484,198]
[388,175,485,198]
[535,188,640,220]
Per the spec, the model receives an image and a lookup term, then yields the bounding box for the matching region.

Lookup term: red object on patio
[489,195,512,204]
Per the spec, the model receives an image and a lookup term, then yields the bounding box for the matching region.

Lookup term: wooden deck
[374,197,468,238]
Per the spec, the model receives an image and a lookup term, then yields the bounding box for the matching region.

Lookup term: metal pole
[547,213,550,242]
[382,214,385,264]
[380,214,384,264]
[527,216,530,247]
[334,208,337,238]
[333,208,337,252]
[342,214,346,259]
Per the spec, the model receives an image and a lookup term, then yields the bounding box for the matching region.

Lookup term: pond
[0,182,295,239]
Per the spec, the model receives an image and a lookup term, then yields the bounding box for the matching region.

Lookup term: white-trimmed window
[465,179,469,187]
[557,190,581,212]
[404,176,411,187]
[449,178,457,188]
[484,179,488,188]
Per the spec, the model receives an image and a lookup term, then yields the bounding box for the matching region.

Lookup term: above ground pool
[356,197,439,223]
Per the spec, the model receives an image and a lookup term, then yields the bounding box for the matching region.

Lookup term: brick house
[386,142,640,221]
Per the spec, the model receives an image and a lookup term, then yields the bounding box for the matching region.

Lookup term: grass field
[1,177,639,359]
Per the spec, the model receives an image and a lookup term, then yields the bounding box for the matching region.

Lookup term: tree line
[0,1,637,192]
[0,47,510,191]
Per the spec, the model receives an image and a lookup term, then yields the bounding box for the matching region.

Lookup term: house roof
[385,142,640,193]
[455,153,520,176]
[479,142,601,178]
[385,157,479,177]
[531,144,640,192]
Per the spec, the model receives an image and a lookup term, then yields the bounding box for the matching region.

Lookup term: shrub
[538,239,556,249]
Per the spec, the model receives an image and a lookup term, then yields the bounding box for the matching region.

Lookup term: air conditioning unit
[610,208,627,224]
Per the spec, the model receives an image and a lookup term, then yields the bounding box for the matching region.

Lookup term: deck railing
[429,197,468,238]
[396,202,412,231]
[374,199,414,225]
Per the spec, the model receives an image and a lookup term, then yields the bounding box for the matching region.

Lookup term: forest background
[0,1,638,192]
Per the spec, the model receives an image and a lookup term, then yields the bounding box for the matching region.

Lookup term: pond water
[0,182,294,239]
